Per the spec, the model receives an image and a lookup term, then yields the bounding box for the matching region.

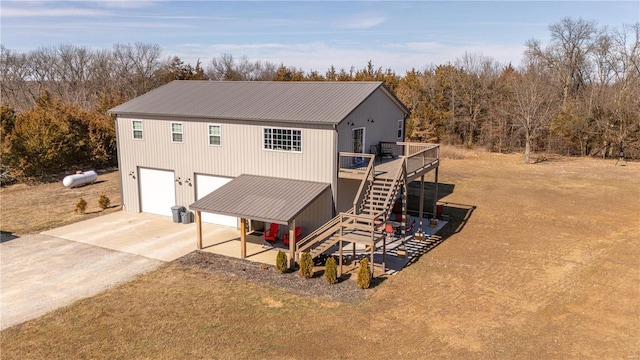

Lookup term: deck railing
[402,143,439,178]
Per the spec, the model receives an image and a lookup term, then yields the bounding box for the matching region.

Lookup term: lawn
[0,170,121,236]
[1,153,639,359]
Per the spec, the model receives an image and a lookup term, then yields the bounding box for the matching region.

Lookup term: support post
[433,167,439,219]
[240,218,247,259]
[339,214,344,276]
[419,175,425,231]
[195,210,202,250]
[288,220,296,269]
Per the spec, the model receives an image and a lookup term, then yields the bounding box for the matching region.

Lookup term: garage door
[139,168,176,217]
[195,174,238,227]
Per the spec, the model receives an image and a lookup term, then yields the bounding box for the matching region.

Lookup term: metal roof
[108,81,408,125]
[189,174,330,224]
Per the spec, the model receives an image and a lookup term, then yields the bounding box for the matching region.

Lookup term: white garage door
[139,168,176,217]
[195,174,238,227]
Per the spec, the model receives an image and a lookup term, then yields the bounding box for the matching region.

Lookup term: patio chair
[264,223,279,242]
[406,220,416,235]
[385,224,396,241]
[283,227,302,246]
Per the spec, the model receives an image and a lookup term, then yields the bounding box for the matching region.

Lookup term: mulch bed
[175,251,373,303]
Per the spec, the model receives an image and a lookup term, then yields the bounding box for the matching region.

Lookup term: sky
[1,1,639,74]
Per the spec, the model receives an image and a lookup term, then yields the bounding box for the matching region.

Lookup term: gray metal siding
[117,117,336,213]
[337,88,406,153]
[337,178,361,213]
[292,188,333,234]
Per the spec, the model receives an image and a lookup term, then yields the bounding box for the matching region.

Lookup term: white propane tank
[63,170,98,188]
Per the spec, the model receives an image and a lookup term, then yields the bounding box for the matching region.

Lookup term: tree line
[1,17,638,182]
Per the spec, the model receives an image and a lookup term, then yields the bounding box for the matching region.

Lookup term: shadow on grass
[404,201,476,268]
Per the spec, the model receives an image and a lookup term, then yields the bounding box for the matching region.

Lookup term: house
[109,81,440,273]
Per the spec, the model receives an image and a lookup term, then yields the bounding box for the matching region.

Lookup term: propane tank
[62,170,98,188]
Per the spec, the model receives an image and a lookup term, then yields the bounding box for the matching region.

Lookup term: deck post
[370,239,375,277]
[419,175,425,230]
[433,167,439,219]
[240,218,247,259]
[288,220,295,269]
[339,214,344,276]
[195,210,203,250]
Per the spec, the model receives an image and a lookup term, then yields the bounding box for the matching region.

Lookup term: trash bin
[181,210,193,224]
[171,205,185,223]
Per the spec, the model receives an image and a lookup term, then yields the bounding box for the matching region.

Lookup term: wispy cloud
[1,6,109,17]
[337,14,386,29]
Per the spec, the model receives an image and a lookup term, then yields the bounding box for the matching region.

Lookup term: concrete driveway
[1,234,163,330]
[1,212,240,330]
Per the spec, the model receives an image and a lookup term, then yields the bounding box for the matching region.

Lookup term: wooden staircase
[296,160,405,260]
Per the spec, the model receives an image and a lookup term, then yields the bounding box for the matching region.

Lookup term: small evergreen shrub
[98,192,111,210]
[275,250,288,273]
[75,198,88,214]
[299,252,313,279]
[324,256,338,284]
[357,258,371,289]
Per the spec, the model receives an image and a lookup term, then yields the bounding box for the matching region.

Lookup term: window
[132,120,143,140]
[263,128,302,152]
[171,122,183,143]
[208,124,221,146]
[397,120,403,139]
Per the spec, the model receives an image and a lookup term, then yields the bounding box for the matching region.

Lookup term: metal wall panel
[337,88,406,153]
[117,117,336,213]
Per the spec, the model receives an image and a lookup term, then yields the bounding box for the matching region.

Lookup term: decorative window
[263,128,302,152]
[208,124,221,146]
[132,120,143,140]
[171,122,183,143]
[397,120,403,139]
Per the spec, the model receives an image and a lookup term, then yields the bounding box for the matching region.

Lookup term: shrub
[275,250,288,273]
[299,252,314,279]
[324,256,338,284]
[75,198,87,214]
[357,258,371,289]
[98,192,111,210]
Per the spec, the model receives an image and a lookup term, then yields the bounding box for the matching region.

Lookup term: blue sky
[2,1,639,73]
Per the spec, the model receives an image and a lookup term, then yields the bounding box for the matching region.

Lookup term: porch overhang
[189,174,330,268]
[189,174,330,225]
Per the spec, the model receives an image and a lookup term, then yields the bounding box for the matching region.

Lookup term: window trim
[208,124,222,146]
[171,122,183,143]
[132,120,143,140]
[263,126,303,153]
[397,119,404,139]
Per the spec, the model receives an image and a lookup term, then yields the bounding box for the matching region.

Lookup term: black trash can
[181,210,193,224]
[171,205,185,223]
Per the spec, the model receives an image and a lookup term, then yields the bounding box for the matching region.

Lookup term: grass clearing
[1,154,639,358]
[1,170,121,236]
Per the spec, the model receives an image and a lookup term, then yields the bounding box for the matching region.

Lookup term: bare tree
[526,17,600,109]
[504,63,557,164]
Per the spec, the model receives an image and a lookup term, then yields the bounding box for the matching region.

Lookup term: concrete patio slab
[42,211,240,262]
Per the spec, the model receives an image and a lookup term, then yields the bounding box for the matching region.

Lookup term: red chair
[283,227,302,246]
[264,223,279,242]
[406,220,416,234]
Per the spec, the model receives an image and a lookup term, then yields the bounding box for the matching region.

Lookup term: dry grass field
[1,153,639,359]
[1,171,122,237]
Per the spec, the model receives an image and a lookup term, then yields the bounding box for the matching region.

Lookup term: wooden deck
[339,156,439,182]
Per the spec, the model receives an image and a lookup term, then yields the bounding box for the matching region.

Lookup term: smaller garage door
[195,174,237,227]
[139,168,176,217]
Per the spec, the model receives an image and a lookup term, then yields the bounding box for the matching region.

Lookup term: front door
[352,127,365,154]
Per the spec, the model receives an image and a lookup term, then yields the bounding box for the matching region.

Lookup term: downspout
[113,114,125,211]
[332,123,338,216]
